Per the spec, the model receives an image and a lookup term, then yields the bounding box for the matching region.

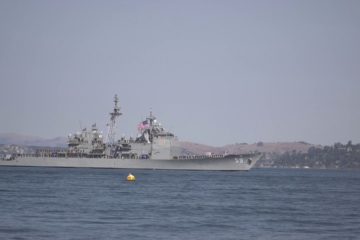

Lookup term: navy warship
[0,95,261,170]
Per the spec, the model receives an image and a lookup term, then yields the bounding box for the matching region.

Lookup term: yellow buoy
[127,173,136,181]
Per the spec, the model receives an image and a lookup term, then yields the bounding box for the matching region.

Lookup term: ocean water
[0,167,359,240]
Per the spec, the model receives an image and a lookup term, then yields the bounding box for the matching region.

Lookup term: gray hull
[0,155,261,171]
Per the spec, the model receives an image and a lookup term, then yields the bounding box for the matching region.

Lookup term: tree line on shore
[261,141,360,169]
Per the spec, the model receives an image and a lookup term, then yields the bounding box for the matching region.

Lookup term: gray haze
[1,0,359,146]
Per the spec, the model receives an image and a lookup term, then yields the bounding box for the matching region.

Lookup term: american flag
[137,120,150,131]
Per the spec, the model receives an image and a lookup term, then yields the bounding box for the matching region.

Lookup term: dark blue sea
[0,167,359,240]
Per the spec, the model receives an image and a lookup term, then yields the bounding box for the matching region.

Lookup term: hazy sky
[1,0,359,146]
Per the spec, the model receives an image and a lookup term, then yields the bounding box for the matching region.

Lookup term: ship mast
[106,94,122,145]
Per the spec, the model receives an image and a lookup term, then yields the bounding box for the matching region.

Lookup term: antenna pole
[106,94,122,145]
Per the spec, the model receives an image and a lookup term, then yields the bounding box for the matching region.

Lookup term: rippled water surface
[1,167,359,240]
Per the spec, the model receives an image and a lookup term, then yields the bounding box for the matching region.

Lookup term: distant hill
[0,132,316,154]
[0,133,67,147]
[178,141,315,155]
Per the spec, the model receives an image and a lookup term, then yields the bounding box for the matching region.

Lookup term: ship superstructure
[67,124,105,157]
[65,95,178,160]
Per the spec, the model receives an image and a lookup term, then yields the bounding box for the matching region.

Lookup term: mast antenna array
[106,94,122,145]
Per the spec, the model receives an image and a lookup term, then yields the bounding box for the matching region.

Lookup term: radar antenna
[106,94,122,145]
